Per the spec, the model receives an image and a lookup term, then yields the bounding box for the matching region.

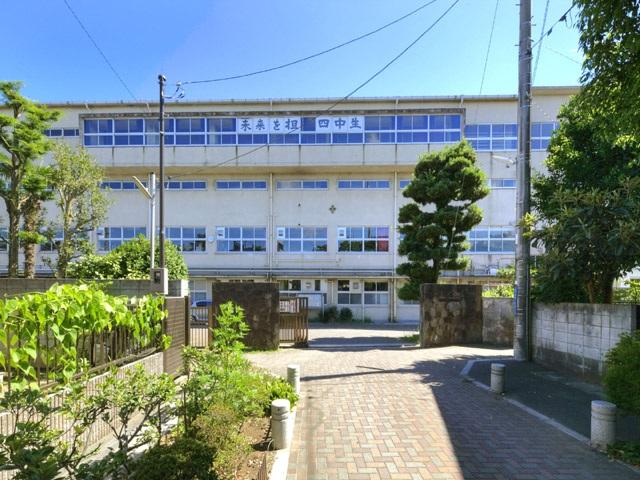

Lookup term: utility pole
[149,172,156,269]
[158,74,166,270]
[515,0,532,361]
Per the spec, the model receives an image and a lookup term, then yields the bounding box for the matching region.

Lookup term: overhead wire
[178,0,441,86]
[532,0,551,84]
[530,4,575,50]
[479,0,500,96]
[62,0,141,104]
[168,0,462,179]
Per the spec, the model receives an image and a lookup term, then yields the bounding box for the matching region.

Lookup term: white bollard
[287,364,300,394]
[490,363,506,394]
[271,399,291,450]
[591,400,616,451]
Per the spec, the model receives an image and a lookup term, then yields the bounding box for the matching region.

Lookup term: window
[337,280,361,305]
[207,118,237,145]
[464,124,518,151]
[40,229,64,253]
[216,180,267,190]
[338,226,389,252]
[364,281,389,305]
[145,119,175,146]
[216,226,267,253]
[114,119,144,146]
[45,128,79,137]
[337,179,390,189]
[275,180,328,190]
[175,118,206,145]
[396,114,461,143]
[189,281,208,303]
[98,226,146,251]
[467,227,515,253]
[532,122,559,150]
[165,180,207,190]
[279,280,301,291]
[364,115,396,143]
[277,227,327,253]
[100,180,140,190]
[166,227,206,252]
[83,119,113,146]
[489,178,516,189]
[399,179,411,189]
[0,227,8,251]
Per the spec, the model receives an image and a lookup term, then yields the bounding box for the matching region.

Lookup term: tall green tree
[397,141,488,300]
[0,82,60,277]
[575,0,640,134]
[44,144,109,278]
[529,96,640,304]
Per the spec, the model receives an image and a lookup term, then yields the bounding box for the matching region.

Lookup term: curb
[461,359,640,476]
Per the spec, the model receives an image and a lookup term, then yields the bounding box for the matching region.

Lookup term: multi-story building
[1,86,576,322]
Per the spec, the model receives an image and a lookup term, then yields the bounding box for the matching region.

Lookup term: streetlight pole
[515,0,532,361]
[158,74,166,270]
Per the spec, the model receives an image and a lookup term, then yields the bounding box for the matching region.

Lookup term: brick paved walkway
[249,329,638,480]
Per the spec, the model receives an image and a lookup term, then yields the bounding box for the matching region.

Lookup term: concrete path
[249,328,638,480]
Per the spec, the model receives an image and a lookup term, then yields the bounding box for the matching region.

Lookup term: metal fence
[279,297,309,346]
[190,305,210,348]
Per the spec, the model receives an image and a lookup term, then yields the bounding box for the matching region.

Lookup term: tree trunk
[7,203,20,277]
[22,202,40,279]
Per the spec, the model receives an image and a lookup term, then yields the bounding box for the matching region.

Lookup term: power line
[479,0,500,95]
[544,45,581,65]
[532,0,551,83]
[178,0,441,86]
[169,0,461,179]
[62,0,138,102]
[530,4,575,50]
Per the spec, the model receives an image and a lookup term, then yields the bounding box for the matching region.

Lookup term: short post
[591,400,616,451]
[287,364,300,394]
[271,399,291,450]
[490,363,506,394]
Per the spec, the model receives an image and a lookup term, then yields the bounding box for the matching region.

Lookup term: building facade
[1,86,576,322]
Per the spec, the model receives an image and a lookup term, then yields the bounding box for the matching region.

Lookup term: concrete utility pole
[515,0,532,361]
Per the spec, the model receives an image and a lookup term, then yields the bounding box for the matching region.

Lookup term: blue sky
[2,0,582,103]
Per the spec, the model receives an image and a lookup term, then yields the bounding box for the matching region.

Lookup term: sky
[1,0,583,104]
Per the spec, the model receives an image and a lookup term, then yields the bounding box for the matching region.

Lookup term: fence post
[287,364,300,394]
[208,304,214,348]
[490,363,506,394]
[591,400,616,451]
[271,399,291,449]
[184,295,191,347]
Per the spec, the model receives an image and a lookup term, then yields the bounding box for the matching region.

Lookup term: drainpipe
[392,171,398,322]
[269,172,274,280]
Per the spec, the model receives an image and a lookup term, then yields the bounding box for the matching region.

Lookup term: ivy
[0,283,168,389]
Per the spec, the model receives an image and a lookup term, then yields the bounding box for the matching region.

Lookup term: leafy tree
[44,143,109,277]
[67,235,189,280]
[0,81,60,277]
[575,0,640,134]
[397,141,488,300]
[529,96,640,303]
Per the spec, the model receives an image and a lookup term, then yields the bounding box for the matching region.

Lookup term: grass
[607,441,640,466]
[400,333,420,344]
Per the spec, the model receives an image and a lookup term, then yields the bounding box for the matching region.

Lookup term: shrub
[261,375,299,415]
[483,284,514,298]
[613,280,640,304]
[603,331,640,415]
[319,306,338,323]
[130,436,217,480]
[338,307,353,323]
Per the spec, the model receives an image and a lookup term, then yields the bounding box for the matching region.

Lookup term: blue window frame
[166,226,206,252]
[277,227,328,253]
[276,180,328,190]
[531,122,559,150]
[216,226,267,253]
[337,179,390,189]
[465,123,517,151]
[98,226,146,251]
[399,179,411,189]
[144,119,175,146]
[338,226,390,253]
[216,180,267,190]
[467,227,515,253]
[84,119,113,146]
[114,119,144,146]
[489,178,516,189]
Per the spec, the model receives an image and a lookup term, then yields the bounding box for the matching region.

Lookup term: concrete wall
[532,303,639,381]
[419,284,483,347]
[482,297,514,346]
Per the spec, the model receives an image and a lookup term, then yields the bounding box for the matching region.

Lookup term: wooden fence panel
[163,297,188,376]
